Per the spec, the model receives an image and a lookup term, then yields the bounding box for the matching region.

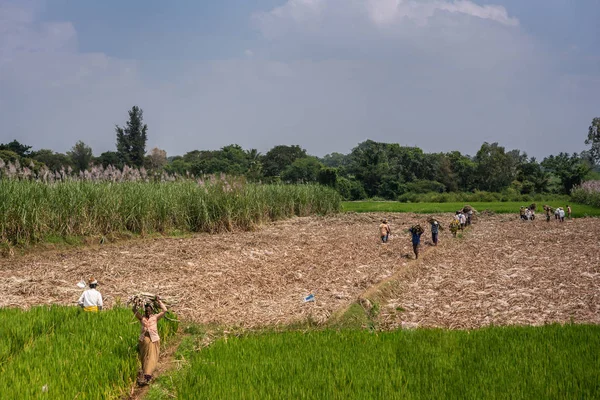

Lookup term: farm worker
[458,212,466,229]
[554,208,560,220]
[77,277,103,312]
[519,207,526,220]
[559,207,565,222]
[409,226,423,259]
[379,219,391,243]
[430,220,439,246]
[133,296,168,386]
[449,219,460,237]
[567,205,572,219]
[466,209,473,226]
[546,207,552,222]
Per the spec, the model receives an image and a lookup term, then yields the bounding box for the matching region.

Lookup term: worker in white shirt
[78,277,103,312]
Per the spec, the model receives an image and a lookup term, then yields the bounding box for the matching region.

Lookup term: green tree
[281,156,323,183]
[31,149,73,171]
[541,153,590,194]
[474,142,516,192]
[585,117,600,165]
[317,167,338,187]
[96,151,122,169]
[115,106,148,167]
[516,157,549,193]
[447,151,477,192]
[245,148,263,182]
[0,140,32,157]
[348,140,389,197]
[0,150,20,164]
[262,145,307,177]
[67,141,93,172]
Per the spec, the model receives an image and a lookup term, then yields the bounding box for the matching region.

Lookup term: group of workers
[77,278,168,386]
[533,205,572,222]
[379,214,461,260]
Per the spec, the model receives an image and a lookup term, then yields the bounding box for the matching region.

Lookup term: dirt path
[378,215,600,329]
[0,213,442,327]
[125,334,186,400]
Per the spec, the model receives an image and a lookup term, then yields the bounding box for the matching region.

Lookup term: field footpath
[126,331,188,400]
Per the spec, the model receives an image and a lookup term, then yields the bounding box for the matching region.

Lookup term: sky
[1,0,599,159]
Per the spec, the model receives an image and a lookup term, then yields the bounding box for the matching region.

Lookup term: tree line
[1,106,599,199]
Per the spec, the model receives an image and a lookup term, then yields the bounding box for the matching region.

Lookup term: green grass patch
[150,324,600,399]
[0,306,178,399]
[342,201,600,217]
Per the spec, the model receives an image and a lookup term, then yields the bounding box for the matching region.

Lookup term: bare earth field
[379,214,600,329]
[1,213,598,329]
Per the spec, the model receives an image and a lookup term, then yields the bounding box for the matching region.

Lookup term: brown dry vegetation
[1,213,598,329]
[378,214,600,329]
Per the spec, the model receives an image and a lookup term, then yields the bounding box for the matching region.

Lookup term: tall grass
[0,180,341,245]
[152,325,600,399]
[0,306,178,399]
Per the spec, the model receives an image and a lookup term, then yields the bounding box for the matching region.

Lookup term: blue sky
[1,0,599,159]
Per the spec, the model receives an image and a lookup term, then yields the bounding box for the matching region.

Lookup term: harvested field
[1,213,598,329]
[379,214,600,329]
[0,213,433,327]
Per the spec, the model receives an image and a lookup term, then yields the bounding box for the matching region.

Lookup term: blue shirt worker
[409,225,423,259]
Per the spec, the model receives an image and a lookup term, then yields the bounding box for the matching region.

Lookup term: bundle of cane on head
[529,203,537,211]
[410,224,424,235]
[543,204,554,213]
[462,205,474,213]
[127,292,177,314]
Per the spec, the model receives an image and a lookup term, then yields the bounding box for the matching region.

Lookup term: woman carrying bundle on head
[133,296,168,386]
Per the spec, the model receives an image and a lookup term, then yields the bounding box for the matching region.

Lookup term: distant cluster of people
[519,206,535,221]
[378,207,474,259]
[541,205,572,222]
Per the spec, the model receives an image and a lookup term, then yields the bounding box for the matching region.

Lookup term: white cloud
[366,0,518,26]
[254,0,518,36]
